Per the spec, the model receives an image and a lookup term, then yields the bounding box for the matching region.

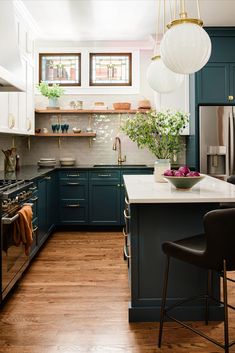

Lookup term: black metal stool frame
[158,256,235,353]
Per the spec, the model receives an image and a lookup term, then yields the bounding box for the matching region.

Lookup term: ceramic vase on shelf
[48,98,59,109]
[154,159,170,183]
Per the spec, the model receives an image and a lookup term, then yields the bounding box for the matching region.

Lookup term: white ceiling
[21,0,235,42]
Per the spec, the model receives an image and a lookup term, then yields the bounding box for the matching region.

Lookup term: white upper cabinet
[154,75,190,135]
[0,93,9,132]
[0,5,35,135]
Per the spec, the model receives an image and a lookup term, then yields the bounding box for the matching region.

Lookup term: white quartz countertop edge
[123,174,235,204]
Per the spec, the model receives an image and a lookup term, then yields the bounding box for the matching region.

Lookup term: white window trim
[35,47,140,95]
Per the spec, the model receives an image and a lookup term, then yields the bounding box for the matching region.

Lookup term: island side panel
[129,202,222,322]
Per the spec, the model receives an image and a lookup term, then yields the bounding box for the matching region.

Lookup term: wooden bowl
[113,102,131,110]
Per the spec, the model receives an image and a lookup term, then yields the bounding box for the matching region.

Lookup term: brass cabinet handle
[228,95,234,101]
[124,209,130,219]
[65,204,80,208]
[66,182,79,185]
[123,245,131,259]
[124,197,130,205]
[117,184,120,187]
[33,226,38,233]
[98,174,111,177]
[30,196,38,202]
[122,228,128,238]
[67,174,80,177]
[45,176,51,180]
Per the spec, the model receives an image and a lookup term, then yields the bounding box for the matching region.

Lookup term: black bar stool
[158,208,235,353]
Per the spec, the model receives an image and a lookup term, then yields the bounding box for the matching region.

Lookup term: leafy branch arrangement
[36,81,64,99]
[121,110,189,159]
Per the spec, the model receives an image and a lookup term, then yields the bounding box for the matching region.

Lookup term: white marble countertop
[123,174,235,203]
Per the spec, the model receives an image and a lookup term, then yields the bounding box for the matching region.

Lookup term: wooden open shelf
[35,109,139,114]
[35,132,96,137]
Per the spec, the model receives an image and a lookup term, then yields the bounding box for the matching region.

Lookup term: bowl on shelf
[72,127,81,133]
[59,158,76,166]
[163,175,205,189]
[113,102,131,110]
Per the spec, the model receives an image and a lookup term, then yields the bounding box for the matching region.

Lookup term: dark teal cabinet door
[229,63,235,103]
[196,63,230,104]
[46,172,57,231]
[37,177,47,244]
[89,181,120,225]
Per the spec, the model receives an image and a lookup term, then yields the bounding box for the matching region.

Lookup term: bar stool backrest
[203,208,235,271]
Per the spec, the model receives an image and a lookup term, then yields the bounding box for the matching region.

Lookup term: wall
[0,41,187,171]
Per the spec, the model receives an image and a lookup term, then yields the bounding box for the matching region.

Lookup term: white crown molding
[13,0,41,38]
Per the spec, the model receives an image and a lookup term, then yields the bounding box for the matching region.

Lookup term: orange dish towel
[13,205,33,256]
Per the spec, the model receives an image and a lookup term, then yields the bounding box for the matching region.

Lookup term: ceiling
[22,0,235,42]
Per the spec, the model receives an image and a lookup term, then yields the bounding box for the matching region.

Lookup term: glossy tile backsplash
[19,113,186,167]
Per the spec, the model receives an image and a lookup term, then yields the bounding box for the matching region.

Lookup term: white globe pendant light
[146,55,184,94]
[160,0,211,75]
[160,19,211,74]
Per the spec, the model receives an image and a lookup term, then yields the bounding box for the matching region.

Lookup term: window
[39,53,81,86]
[89,53,132,86]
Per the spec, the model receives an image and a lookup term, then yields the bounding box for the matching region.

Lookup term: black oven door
[1,213,29,298]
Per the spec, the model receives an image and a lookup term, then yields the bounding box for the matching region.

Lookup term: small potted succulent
[36,81,64,108]
[121,109,189,182]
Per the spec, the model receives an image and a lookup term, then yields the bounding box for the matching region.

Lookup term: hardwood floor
[0,231,235,353]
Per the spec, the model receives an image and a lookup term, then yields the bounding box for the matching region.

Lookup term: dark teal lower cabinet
[59,171,88,225]
[37,172,57,245]
[57,168,153,226]
[89,181,121,225]
[60,200,88,224]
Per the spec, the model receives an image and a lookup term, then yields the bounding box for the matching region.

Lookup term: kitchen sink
[93,164,147,168]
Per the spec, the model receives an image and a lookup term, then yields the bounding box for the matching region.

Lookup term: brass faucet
[112,137,126,165]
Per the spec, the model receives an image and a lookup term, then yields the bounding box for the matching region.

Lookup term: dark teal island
[123,174,235,322]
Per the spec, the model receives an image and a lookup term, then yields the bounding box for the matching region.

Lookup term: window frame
[39,53,81,86]
[89,53,132,87]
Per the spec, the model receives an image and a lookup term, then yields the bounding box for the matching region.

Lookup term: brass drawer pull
[31,196,38,202]
[98,174,111,177]
[125,197,130,205]
[67,174,80,177]
[124,209,130,219]
[67,182,79,185]
[123,245,131,259]
[65,204,80,208]
[33,226,38,233]
[45,176,51,180]
[122,228,128,238]
[228,95,234,101]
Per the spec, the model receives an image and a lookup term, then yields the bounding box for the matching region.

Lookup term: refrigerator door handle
[229,112,235,175]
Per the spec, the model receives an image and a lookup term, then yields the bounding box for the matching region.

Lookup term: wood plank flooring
[0,231,235,353]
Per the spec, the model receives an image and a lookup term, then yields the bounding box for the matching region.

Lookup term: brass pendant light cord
[153,0,161,55]
[196,0,201,19]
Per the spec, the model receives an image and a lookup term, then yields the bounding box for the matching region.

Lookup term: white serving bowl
[59,158,76,166]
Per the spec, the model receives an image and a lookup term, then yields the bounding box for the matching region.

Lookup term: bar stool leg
[205,269,212,325]
[158,256,170,348]
[223,260,229,353]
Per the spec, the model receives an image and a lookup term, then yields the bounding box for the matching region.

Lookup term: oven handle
[2,214,19,224]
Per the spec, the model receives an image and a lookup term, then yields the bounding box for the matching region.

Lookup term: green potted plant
[121,110,189,182]
[36,81,64,108]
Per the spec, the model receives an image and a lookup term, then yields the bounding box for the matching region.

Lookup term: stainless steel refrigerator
[199,106,235,179]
